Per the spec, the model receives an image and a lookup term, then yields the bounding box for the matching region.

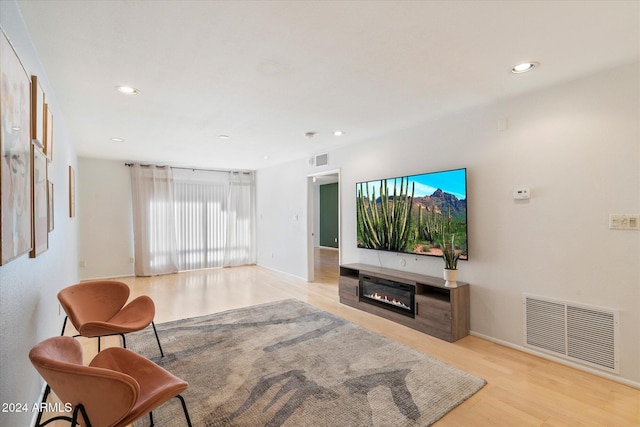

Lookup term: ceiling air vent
[313,153,329,167]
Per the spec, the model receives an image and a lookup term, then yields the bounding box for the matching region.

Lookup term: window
[173,169,255,270]
[131,166,255,276]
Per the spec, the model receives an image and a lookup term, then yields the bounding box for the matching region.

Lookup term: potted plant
[440,234,460,287]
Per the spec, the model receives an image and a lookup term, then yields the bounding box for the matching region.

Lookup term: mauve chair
[57,280,163,356]
[30,336,191,427]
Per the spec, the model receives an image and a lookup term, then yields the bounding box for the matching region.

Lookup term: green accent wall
[319,183,339,248]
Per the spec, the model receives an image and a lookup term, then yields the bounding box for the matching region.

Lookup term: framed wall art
[30,144,48,257]
[69,165,75,218]
[1,28,32,265]
[48,180,54,232]
[44,102,53,161]
[31,75,45,148]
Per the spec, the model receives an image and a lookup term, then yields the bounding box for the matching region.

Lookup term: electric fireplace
[359,275,415,318]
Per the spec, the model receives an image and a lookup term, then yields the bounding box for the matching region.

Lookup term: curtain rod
[124,163,252,174]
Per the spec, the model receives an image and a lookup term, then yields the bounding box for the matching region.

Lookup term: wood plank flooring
[44,248,639,426]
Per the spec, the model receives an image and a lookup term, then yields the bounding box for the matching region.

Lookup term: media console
[339,263,470,342]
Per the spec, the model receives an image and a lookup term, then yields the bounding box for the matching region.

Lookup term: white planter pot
[443,268,459,288]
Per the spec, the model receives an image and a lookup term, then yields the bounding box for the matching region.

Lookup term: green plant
[417,205,446,243]
[440,233,460,270]
[357,177,414,252]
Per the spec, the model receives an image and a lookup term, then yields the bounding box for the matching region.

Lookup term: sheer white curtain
[172,169,256,270]
[224,171,256,267]
[173,169,228,270]
[130,164,179,276]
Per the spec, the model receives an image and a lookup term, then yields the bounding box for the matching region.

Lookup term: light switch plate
[513,188,530,200]
[609,214,640,230]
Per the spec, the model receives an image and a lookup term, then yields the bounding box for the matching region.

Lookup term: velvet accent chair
[30,336,192,427]
[57,280,164,356]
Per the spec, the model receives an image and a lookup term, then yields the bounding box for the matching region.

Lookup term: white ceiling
[16,0,640,170]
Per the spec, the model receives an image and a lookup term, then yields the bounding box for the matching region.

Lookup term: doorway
[307,170,340,283]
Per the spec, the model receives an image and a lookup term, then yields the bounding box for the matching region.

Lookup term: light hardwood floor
[47,248,638,426]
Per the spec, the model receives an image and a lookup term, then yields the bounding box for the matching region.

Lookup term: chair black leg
[60,316,68,336]
[71,404,92,427]
[147,397,190,427]
[120,333,127,348]
[34,384,75,427]
[151,321,164,357]
[176,395,192,427]
[97,336,101,353]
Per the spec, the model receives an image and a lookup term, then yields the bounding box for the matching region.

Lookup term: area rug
[129,299,485,427]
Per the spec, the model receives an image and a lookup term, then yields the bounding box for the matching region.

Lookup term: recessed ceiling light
[110,137,125,142]
[263,155,270,160]
[333,130,345,136]
[218,135,230,140]
[115,85,140,95]
[304,131,317,139]
[511,62,539,74]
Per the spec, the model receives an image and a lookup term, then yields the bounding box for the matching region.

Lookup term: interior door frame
[306,169,341,282]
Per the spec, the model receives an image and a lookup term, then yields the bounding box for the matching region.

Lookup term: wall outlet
[129,257,135,264]
[79,260,86,268]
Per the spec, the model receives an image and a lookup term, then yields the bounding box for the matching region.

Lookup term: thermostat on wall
[513,188,530,200]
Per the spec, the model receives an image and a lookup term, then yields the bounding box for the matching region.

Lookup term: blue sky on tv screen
[360,168,466,200]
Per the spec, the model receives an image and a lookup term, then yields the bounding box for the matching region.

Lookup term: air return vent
[313,153,329,167]
[523,294,619,373]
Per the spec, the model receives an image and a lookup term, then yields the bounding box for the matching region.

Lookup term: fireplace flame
[366,292,410,310]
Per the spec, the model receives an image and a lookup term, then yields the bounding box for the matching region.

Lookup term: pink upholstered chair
[30,336,191,427]
[57,280,163,356]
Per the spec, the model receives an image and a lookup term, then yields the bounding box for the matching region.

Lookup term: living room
[1,1,638,426]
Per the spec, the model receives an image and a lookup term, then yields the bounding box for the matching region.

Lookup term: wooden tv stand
[339,263,470,342]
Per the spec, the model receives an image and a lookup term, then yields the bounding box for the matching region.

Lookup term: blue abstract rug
[130,299,485,427]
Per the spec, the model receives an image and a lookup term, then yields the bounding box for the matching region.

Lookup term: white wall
[78,158,134,279]
[256,63,640,384]
[257,160,310,279]
[0,3,79,425]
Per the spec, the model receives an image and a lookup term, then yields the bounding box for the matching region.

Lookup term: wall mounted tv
[356,168,468,260]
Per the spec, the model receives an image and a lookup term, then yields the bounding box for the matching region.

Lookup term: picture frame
[48,180,54,232]
[1,28,32,265]
[30,144,48,257]
[31,75,45,149]
[69,165,75,218]
[44,102,53,161]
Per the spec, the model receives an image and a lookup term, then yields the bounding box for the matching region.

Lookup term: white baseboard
[255,263,308,282]
[29,381,48,427]
[79,273,133,281]
[470,330,640,390]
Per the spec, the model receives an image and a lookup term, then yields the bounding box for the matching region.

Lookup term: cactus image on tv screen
[356,168,468,260]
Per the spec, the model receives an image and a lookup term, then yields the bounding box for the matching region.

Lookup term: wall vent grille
[523,294,619,373]
[314,153,329,167]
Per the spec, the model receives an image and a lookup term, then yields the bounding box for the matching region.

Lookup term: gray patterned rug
[129,299,485,427]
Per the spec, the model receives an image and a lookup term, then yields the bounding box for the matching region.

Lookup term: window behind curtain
[224,171,256,267]
[172,169,255,270]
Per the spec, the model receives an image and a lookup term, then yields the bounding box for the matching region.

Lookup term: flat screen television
[356,167,468,260]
